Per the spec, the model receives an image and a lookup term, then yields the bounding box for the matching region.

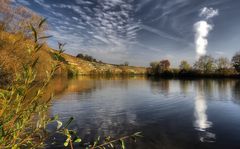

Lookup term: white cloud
[194,7,219,58]
[34,0,51,9]
[17,0,30,5]
[194,21,213,57]
[199,7,219,20]
[72,17,78,21]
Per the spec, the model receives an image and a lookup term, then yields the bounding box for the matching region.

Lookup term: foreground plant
[88,132,143,149]
[0,19,58,148]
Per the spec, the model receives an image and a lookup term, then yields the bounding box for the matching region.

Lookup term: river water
[47,76,240,149]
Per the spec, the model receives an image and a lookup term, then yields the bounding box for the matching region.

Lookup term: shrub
[67,65,79,77]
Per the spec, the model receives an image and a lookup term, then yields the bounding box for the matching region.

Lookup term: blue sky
[13,0,240,66]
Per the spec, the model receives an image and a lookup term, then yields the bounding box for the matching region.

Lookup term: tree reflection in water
[232,80,240,102]
[150,79,170,95]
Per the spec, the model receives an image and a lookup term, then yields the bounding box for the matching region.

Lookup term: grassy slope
[0,31,146,83]
[60,51,147,75]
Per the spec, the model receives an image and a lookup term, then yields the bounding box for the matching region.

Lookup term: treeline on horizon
[147,54,240,78]
[76,53,130,66]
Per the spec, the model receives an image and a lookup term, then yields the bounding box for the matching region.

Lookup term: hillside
[60,51,146,75]
[0,30,146,85]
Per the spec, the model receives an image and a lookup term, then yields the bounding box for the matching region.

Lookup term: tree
[149,60,170,75]
[232,52,240,73]
[216,57,231,72]
[150,61,159,68]
[76,53,84,59]
[159,60,170,72]
[124,61,129,66]
[179,60,191,71]
[150,61,160,75]
[194,55,216,73]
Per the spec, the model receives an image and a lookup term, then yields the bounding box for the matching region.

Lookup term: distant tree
[150,61,159,68]
[194,55,216,73]
[92,58,97,62]
[84,55,93,61]
[124,61,129,66]
[149,60,170,75]
[76,53,103,63]
[179,60,191,71]
[150,61,160,74]
[76,53,84,59]
[232,52,240,73]
[159,60,170,72]
[216,57,231,72]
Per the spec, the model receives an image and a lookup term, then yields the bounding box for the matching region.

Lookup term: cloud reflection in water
[194,81,215,143]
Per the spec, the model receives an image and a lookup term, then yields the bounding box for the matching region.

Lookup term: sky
[13,0,240,66]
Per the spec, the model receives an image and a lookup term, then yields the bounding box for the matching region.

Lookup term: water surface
[48,77,240,149]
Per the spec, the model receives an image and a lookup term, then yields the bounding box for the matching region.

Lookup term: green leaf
[109,143,114,148]
[39,18,47,28]
[30,24,37,42]
[38,35,53,40]
[74,138,81,143]
[63,117,74,128]
[133,132,143,137]
[31,57,39,68]
[105,136,111,142]
[120,139,125,149]
[93,141,98,147]
[53,114,59,120]
[0,92,5,98]
[35,44,44,52]
[56,120,62,130]
[64,140,69,147]
[0,124,4,137]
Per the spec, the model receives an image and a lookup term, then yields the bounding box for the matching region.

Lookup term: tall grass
[0,19,58,148]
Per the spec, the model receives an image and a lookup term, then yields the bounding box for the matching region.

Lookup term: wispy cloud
[199,7,219,20]
[11,0,240,65]
[16,0,30,6]
[47,0,141,62]
[141,24,191,46]
[33,0,51,9]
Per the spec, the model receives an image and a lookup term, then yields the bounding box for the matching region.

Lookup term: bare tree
[0,0,47,36]
[194,55,216,73]
[232,52,240,73]
[216,57,231,72]
[179,60,191,71]
[159,60,170,72]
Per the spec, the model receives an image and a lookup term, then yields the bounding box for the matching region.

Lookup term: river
[46,76,240,149]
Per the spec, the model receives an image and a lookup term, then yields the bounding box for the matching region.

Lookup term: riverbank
[147,71,240,79]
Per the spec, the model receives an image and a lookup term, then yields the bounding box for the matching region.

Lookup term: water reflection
[194,80,215,142]
[179,80,191,95]
[46,77,240,149]
[150,79,170,95]
[233,80,240,102]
